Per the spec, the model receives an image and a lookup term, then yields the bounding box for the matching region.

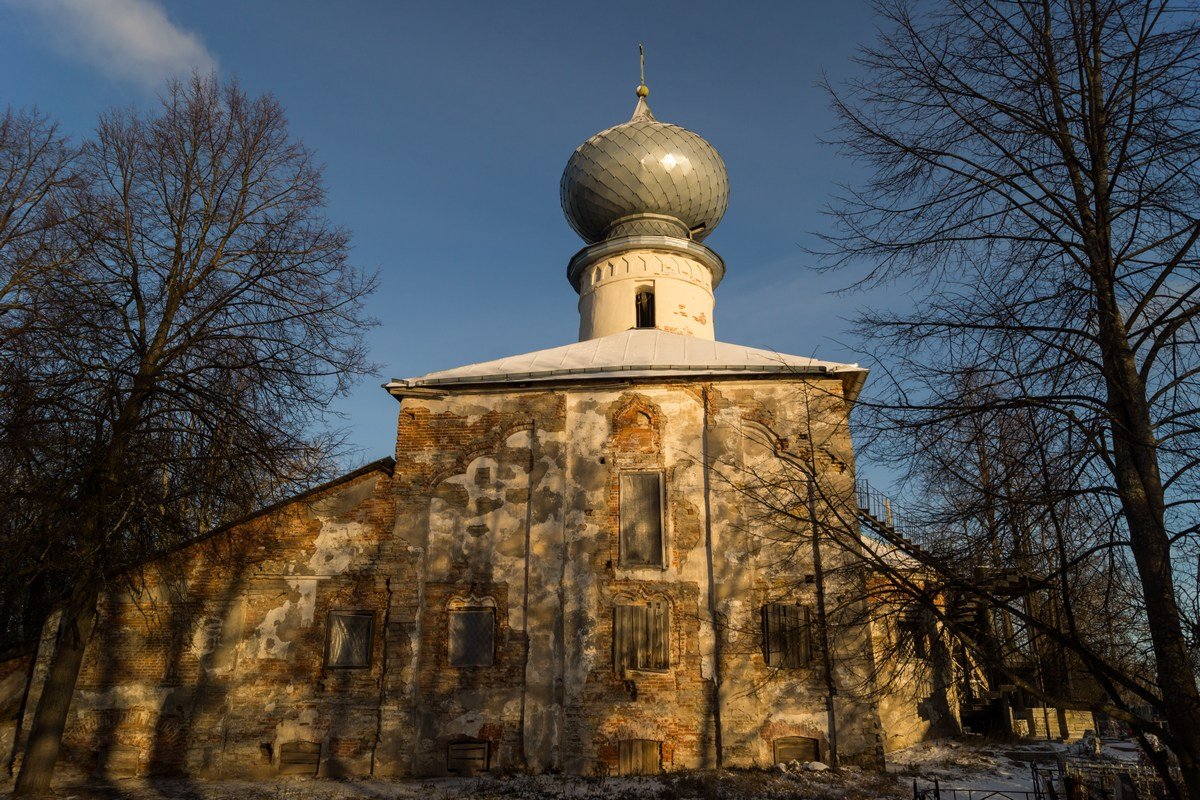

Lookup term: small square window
[449,607,495,667]
[279,741,321,776]
[620,472,664,567]
[325,611,374,669]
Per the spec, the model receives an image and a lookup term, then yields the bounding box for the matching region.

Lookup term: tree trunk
[1095,284,1200,799]
[13,586,97,797]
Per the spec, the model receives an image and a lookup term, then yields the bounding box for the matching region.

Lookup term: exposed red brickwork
[3,376,893,781]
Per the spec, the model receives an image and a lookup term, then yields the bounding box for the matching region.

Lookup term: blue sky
[1,0,901,480]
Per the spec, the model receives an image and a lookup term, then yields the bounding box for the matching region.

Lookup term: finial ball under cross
[636,43,649,97]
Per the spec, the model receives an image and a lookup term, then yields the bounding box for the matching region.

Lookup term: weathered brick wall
[703,380,884,768]
[15,462,399,780]
[380,391,564,776]
[7,372,926,781]
[869,578,962,753]
[559,387,714,774]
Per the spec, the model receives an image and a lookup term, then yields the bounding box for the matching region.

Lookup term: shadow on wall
[60,521,267,787]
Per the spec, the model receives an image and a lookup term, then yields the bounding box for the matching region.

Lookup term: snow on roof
[385,329,867,398]
[860,532,924,570]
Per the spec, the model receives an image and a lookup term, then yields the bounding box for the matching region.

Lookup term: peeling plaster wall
[383,393,565,777]
[12,467,400,780]
[5,373,936,782]
[871,600,962,753]
[392,377,885,777]
[705,381,885,768]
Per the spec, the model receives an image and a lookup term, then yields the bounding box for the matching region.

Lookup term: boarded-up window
[620,472,664,567]
[325,611,373,668]
[98,744,140,778]
[449,607,496,667]
[773,736,820,765]
[613,600,669,672]
[618,739,662,775]
[279,741,321,776]
[447,739,490,774]
[761,603,812,668]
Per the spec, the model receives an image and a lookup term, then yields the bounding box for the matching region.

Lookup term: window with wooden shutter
[773,736,820,765]
[613,599,670,672]
[620,472,664,567]
[325,611,374,669]
[278,741,321,775]
[618,739,662,775]
[447,739,490,774]
[761,603,812,668]
[449,607,495,667]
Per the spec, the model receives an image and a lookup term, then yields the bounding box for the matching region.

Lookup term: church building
[0,79,936,780]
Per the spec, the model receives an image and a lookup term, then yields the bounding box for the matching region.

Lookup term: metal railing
[913,765,1057,800]
[913,757,1181,800]
[1058,754,1174,799]
[855,478,927,543]
[856,478,900,531]
[855,478,938,558]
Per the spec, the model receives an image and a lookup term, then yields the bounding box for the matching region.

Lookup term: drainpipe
[810,478,840,767]
[701,386,724,767]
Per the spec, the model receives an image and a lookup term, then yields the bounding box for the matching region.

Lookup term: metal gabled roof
[385,329,867,399]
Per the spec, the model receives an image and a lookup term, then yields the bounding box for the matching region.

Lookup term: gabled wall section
[8,459,401,780]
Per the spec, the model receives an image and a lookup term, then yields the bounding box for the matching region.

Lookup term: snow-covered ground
[0,739,1156,799]
[888,739,1059,794]
[0,769,903,800]
[889,736,1155,797]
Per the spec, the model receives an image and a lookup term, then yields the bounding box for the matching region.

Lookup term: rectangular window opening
[613,600,669,672]
[761,603,812,668]
[773,736,820,765]
[618,739,662,775]
[620,472,664,567]
[635,287,655,328]
[279,741,321,776]
[325,611,374,669]
[898,613,931,661]
[447,740,490,774]
[449,607,496,667]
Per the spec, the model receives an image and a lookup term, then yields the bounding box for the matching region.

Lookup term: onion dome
[560,85,729,244]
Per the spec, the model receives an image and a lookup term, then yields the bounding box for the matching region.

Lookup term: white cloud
[5,0,216,87]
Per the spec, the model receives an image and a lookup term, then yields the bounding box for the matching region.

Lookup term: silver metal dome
[560,96,729,244]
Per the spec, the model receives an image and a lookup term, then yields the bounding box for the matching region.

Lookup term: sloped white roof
[860,533,923,570]
[386,329,867,398]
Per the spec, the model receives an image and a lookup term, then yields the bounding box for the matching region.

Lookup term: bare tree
[0,107,77,316]
[5,75,376,796]
[0,107,80,649]
[725,392,1189,788]
[819,0,1200,795]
